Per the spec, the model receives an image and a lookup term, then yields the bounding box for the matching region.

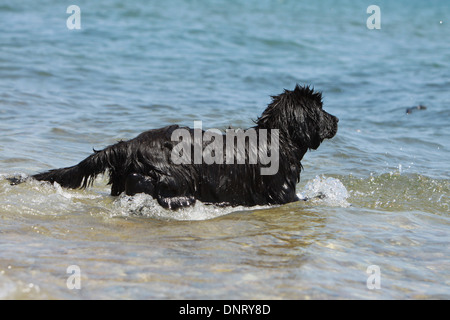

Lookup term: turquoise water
[0,0,449,299]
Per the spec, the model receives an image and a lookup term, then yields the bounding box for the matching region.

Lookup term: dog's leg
[125,173,156,196]
[125,173,195,210]
[156,196,196,210]
[154,176,196,210]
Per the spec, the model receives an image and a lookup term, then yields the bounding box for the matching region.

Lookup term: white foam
[297,175,350,207]
[112,193,263,221]
[0,275,18,300]
[2,172,350,220]
[113,176,351,220]
[53,181,102,200]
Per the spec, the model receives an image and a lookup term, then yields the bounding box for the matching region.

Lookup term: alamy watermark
[367,5,381,29]
[366,265,381,290]
[170,121,280,175]
[66,5,81,30]
[67,5,381,31]
[66,265,81,290]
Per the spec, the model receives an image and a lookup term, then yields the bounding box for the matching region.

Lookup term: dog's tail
[32,141,130,194]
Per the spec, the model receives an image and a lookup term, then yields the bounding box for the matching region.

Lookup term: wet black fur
[28,85,338,209]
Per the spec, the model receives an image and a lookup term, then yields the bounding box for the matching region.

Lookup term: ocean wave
[342,172,450,214]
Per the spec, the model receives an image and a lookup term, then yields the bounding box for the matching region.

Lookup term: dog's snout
[333,115,339,123]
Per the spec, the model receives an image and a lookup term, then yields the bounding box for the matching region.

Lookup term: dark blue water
[0,0,449,299]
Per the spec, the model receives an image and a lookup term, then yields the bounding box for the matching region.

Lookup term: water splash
[111,193,267,221]
[0,173,103,216]
[2,172,351,220]
[297,175,350,207]
[112,176,351,220]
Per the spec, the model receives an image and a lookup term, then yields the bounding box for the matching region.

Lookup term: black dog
[25,85,338,209]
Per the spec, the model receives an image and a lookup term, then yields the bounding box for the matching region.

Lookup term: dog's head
[256,84,338,150]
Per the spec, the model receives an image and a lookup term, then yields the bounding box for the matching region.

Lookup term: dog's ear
[293,110,322,150]
[289,86,324,150]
